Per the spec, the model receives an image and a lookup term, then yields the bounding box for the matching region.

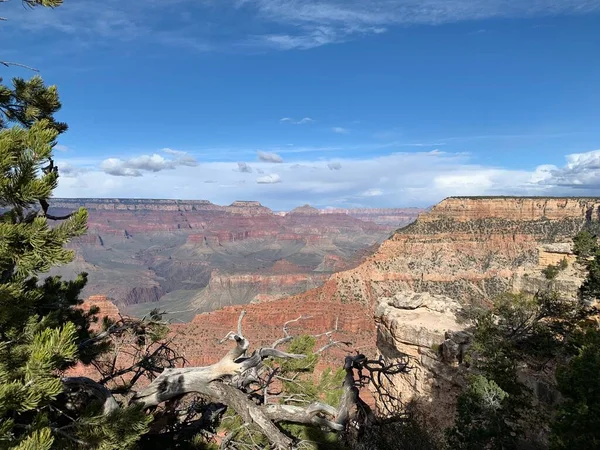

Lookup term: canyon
[79,196,600,426]
[47,198,421,321]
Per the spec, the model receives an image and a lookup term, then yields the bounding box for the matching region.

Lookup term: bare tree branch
[60,310,411,449]
[271,315,312,348]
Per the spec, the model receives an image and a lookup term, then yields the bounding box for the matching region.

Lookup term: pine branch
[52,426,89,447]
[44,212,75,220]
[0,60,39,71]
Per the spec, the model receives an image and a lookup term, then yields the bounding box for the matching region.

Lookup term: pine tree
[0,2,152,448]
[550,327,600,450]
[448,291,595,449]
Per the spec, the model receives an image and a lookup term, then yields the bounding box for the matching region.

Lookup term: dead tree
[62,310,411,449]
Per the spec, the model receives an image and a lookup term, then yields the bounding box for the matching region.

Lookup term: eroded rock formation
[375,292,468,427]
[279,197,599,421]
[46,199,422,317]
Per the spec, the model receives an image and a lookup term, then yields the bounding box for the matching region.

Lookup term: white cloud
[332,127,348,134]
[101,159,143,177]
[6,0,600,54]
[162,147,188,156]
[256,173,282,184]
[235,0,600,50]
[237,162,253,173]
[57,162,88,178]
[535,150,600,190]
[529,164,557,184]
[361,188,383,197]
[54,149,600,210]
[280,117,314,125]
[54,144,69,152]
[328,162,342,170]
[257,151,284,163]
[100,153,198,177]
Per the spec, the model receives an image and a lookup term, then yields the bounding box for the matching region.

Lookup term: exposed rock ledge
[375,291,469,428]
[376,292,462,350]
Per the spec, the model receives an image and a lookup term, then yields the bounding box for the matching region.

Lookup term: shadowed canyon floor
[47,199,422,321]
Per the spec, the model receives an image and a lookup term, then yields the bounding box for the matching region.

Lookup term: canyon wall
[347,197,597,422]
[224,197,596,421]
[285,197,600,307]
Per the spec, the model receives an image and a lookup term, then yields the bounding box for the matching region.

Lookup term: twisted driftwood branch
[62,310,408,449]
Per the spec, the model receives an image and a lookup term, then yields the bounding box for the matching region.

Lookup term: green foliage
[0,76,67,133]
[219,410,271,448]
[541,258,568,281]
[542,264,560,280]
[450,291,593,449]
[0,322,78,415]
[319,367,346,408]
[61,404,153,450]
[12,428,54,450]
[447,375,513,450]
[550,327,600,450]
[573,230,600,304]
[0,8,150,447]
[279,335,318,374]
[218,336,347,449]
[558,258,569,270]
[471,292,587,367]
[0,84,92,446]
[573,230,598,262]
[358,401,445,450]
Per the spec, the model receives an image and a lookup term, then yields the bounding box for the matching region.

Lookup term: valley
[47,198,422,321]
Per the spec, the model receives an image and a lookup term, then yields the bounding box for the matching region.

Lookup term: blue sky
[2,0,600,209]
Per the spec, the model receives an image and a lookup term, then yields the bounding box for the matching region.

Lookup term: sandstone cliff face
[375,292,467,427]
[288,197,600,307]
[188,270,330,313]
[275,197,598,420]
[420,197,600,223]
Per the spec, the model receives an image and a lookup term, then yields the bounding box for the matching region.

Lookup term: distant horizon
[48,195,600,213]
[49,196,428,212]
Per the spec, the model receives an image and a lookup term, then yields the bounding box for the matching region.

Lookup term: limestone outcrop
[375,292,468,427]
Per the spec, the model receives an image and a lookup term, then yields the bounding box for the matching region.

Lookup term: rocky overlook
[47,198,422,320]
